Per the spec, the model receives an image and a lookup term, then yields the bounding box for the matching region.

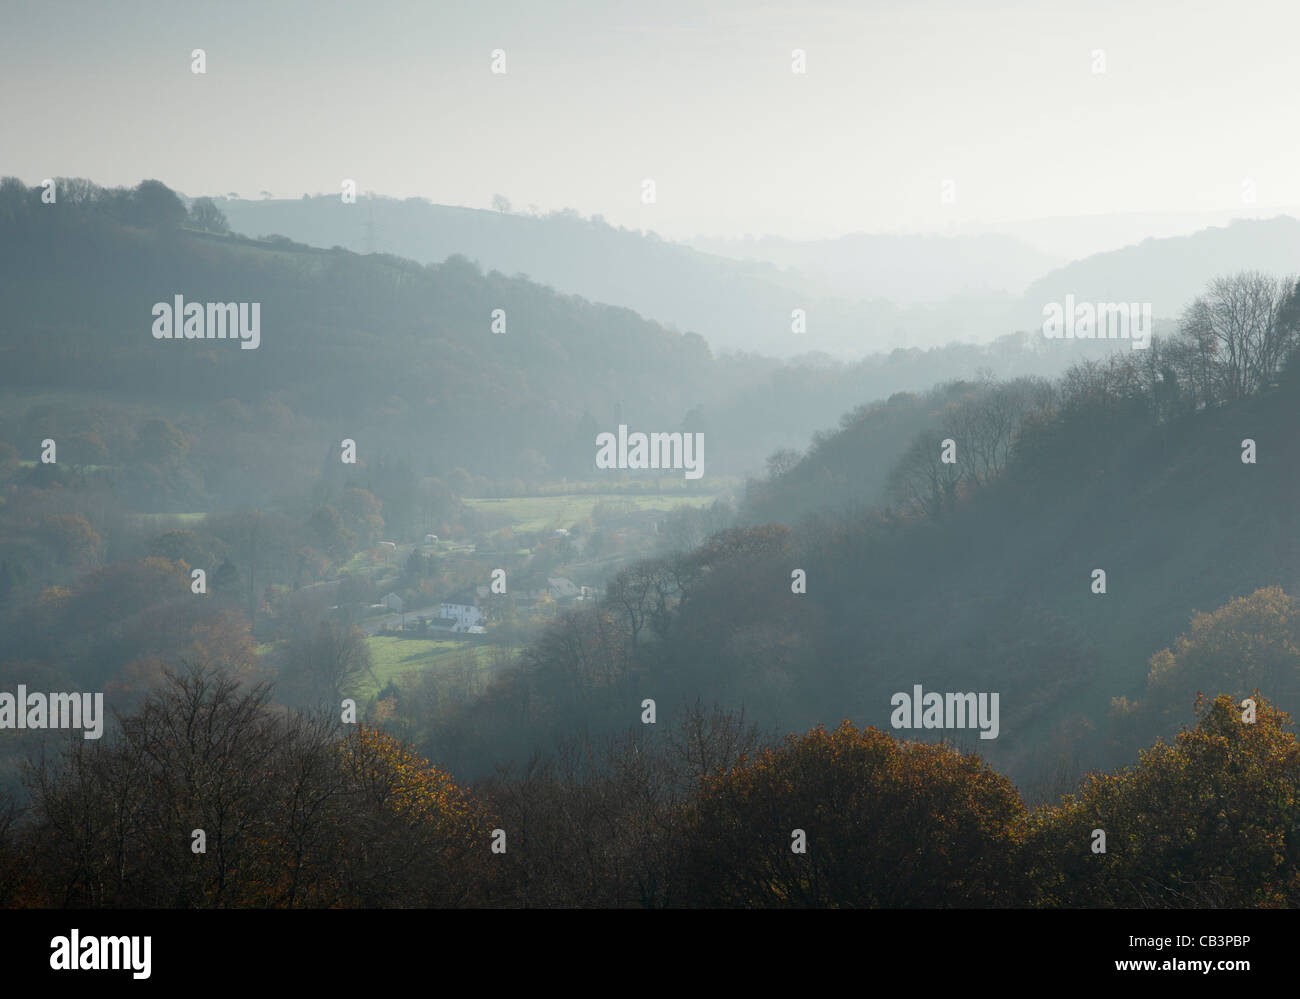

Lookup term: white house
[383,592,404,613]
[440,591,483,632]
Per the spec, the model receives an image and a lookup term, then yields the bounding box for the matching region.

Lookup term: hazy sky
[3,0,1298,241]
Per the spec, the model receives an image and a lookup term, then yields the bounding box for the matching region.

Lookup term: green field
[464,492,722,533]
[354,635,505,702]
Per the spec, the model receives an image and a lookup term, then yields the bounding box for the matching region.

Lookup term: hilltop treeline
[742,268,1300,523]
[0,176,712,484]
[1,176,1130,497]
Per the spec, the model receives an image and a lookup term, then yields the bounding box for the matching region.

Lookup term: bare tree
[765,447,801,479]
[1180,271,1296,402]
[962,378,1047,485]
[667,700,768,795]
[282,617,375,706]
[887,430,962,519]
[54,177,103,206]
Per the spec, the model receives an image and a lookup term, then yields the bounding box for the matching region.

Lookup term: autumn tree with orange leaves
[1022,693,1300,908]
[670,720,1026,907]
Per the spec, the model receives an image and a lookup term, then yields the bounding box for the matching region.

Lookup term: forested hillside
[0,179,714,487]
[418,274,1300,797]
[0,177,1124,503]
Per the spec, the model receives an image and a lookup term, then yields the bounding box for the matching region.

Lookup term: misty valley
[2,174,1298,916]
[10,0,1300,935]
